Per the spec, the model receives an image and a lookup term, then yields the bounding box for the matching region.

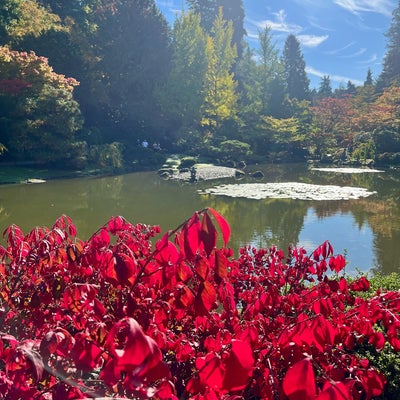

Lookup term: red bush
[0,210,399,399]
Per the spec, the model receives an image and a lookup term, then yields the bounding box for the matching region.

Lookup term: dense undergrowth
[0,210,400,399]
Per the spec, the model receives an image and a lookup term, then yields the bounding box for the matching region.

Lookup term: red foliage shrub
[0,210,399,399]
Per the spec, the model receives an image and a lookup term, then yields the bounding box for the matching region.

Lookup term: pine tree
[258,25,284,115]
[377,0,400,90]
[346,80,357,95]
[282,34,310,100]
[364,68,374,86]
[317,75,333,99]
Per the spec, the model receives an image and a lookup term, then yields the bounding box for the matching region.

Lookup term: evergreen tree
[364,68,374,86]
[187,0,245,58]
[377,0,400,90]
[235,44,261,126]
[258,25,284,116]
[317,75,333,99]
[92,0,172,138]
[282,34,310,101]
[346,80,357,95]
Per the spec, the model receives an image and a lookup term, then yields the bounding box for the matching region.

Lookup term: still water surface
[0,163,399,275]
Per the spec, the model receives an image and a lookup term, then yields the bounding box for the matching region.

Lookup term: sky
[155,0,397,89]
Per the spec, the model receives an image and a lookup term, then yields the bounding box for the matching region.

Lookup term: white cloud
[250,9,302,34]
[306,66,363,85]
[341,48,367,58]
[297,34,329,47]
[333,0,395,16]
[358,54,378,64]
[324,41,356,55]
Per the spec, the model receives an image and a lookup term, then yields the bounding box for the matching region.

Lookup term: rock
[251,171,264,179]
[235,169,245,179]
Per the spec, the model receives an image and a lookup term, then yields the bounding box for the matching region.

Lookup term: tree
[92,0,172,139]
[364,68,374,86]
[158,12,208,137]
[257,25,285,116]
[377,0,400,91]
[346,80,357,95]
[0,46,83,165]
[187,0,245,58]
[0,0,63,46]
[317,75,333,99]
[282,34,310,101]
[201,9,238,133]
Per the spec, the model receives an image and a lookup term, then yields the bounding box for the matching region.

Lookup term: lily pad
[199,182,376,201]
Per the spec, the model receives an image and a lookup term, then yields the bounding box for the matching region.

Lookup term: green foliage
[0,46,82,165]
[354,272,400,400]
[282,34,310,101]
[219,139,251,159]
[377,0,400,91]
[88,142,124,169]
[179,156,197,169]
[187,0,245,57]
[201,9,238,132]
[0,0,64,45]
[158,12,207,134]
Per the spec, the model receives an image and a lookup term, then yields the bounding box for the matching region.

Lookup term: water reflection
[0,164,399,274]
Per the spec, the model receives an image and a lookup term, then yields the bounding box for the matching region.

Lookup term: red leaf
[106,318,161,374]
[349,276,370,291]
[113,252,137,285]
[283,358,316,400]
[215,249,228,281]
[316,381,351,399]
[72,333,102,371]
[155,234,179,265]
[223,340,254,391]
[200,281,217,312]
[181,213,202,260]
[329,255,346,273]
[195,256,210,280]
[200,212,217,256]
[208,208,230,246]
[196,353,224,390]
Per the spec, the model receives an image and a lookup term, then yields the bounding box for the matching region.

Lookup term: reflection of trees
[353,198,400,274]
[199,194,309,254]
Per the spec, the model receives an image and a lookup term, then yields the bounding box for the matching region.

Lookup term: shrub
[0,210,399,399]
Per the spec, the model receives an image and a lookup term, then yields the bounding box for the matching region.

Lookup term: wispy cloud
[357,54,378,64]
[341,48,367,58]
[324,41,356,55]
[333,0,395,16]
[306,66,363,85]
[250,9,302,34]
[297,34,329,47]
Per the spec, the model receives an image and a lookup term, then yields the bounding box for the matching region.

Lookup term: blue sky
[155,0,397,89]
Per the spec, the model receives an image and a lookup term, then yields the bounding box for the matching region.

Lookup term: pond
[0,163,399,275]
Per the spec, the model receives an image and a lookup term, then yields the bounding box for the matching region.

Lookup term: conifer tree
[364,68,374,86]
[377,0,400,90]
[317,75,333,99]
[282,34,310,101]
[258,26,284,116]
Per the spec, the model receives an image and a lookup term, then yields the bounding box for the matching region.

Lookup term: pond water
[0,163,399,275]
